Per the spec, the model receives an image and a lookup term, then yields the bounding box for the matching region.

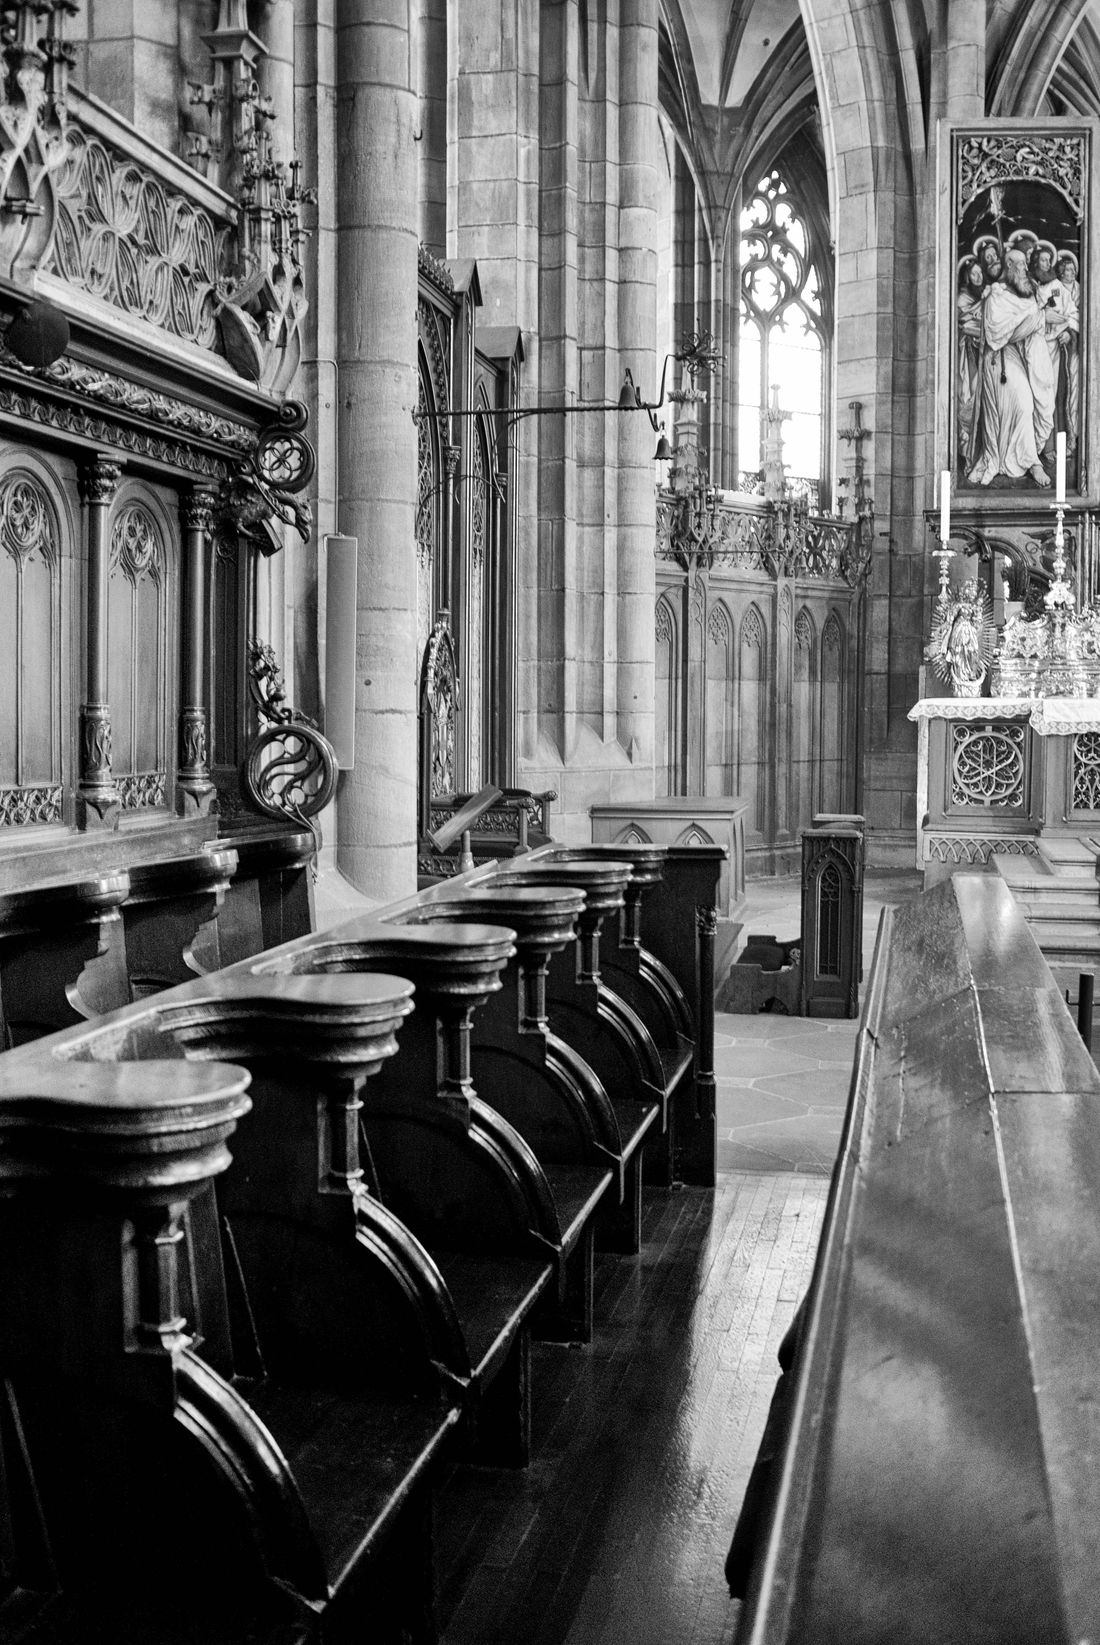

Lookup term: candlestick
[939,470,951,543]
[1056,432,1066,503]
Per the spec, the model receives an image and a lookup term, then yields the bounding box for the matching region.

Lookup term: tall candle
[940,470,951,543]
[1056,432,1066,503]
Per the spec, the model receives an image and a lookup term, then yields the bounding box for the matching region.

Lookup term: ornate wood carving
[178,486,217,819]
[219,399,314,545]
[77,454,122,830]
[0,2,73,283]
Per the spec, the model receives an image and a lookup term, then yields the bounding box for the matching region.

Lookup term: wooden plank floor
[437,1173,828,1645]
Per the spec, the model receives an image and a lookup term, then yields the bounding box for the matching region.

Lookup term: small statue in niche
[925,579,996,697]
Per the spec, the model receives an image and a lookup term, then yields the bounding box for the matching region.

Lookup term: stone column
[177,488,217,818]
[418,0,447,255]
[615,0,659,776]
[335,2,419,898]
[77,455,122,831]
[77,1,179,155]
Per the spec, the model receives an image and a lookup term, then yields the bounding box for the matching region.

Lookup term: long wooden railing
[729,872,1100,1645]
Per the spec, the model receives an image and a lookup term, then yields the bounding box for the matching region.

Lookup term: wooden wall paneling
[0,463,65,832]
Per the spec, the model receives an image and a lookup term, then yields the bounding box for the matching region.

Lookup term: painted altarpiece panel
[941,120,1100,506]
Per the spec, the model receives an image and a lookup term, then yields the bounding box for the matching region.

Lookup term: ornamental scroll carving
[950,723,1026,808]
[1072,733,1100,811]
[957,134,1085,221]
[50,128,223,349]
[220,401,315,545]
[242,640,336,852]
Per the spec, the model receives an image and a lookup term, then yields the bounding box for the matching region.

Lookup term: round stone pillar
[335,1,420,898]
[616,0,659,773]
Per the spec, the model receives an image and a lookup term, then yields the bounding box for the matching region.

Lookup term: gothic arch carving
[0,463,64,825]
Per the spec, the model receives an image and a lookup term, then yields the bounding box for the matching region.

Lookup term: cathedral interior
[3,2,1100,1642]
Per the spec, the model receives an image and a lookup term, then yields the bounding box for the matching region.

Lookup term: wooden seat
[0,979,471,1643]
[161,963,557,1465]
[260,917,607,1347]
[408,884,651,1260]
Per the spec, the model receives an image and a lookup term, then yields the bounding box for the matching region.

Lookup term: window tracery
[739,171,825,488]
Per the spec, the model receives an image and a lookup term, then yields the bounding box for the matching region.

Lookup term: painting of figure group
[957,228,1080,489]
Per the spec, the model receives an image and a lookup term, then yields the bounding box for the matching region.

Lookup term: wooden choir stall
[0,837,725,1643]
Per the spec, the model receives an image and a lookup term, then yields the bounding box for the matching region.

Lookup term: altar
[910,695,1100,877]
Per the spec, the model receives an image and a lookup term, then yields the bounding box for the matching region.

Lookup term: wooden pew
[538,844,697,1181]
[485,857,681,1187]
[728,872,1100,1645]
[406,884,642,1266]
[0,973,467,1644]
[262,913,612,1345]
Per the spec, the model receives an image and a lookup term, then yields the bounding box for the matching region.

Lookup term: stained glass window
[739,172,824,491]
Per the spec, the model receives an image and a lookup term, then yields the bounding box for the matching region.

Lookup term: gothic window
[739,171,825,495]
[0,470,63,827]
[108,500,171,809]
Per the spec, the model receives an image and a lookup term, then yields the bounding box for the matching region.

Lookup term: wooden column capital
[78,454,123,505]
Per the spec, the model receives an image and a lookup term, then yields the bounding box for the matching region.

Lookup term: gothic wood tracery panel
[0,464,65,828]
[107,491,174,811]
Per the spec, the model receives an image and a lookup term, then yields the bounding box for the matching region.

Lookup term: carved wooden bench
[727,873,1100,1644]
[0,974,469,1644]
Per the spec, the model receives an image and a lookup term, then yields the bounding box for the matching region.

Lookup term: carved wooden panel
[0,464,64,828]
[107,493,173,808]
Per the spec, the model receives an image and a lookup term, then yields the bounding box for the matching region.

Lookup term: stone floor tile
[716,1087,811,1125]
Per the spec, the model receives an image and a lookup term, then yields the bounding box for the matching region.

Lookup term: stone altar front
[910,696,1100,878]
